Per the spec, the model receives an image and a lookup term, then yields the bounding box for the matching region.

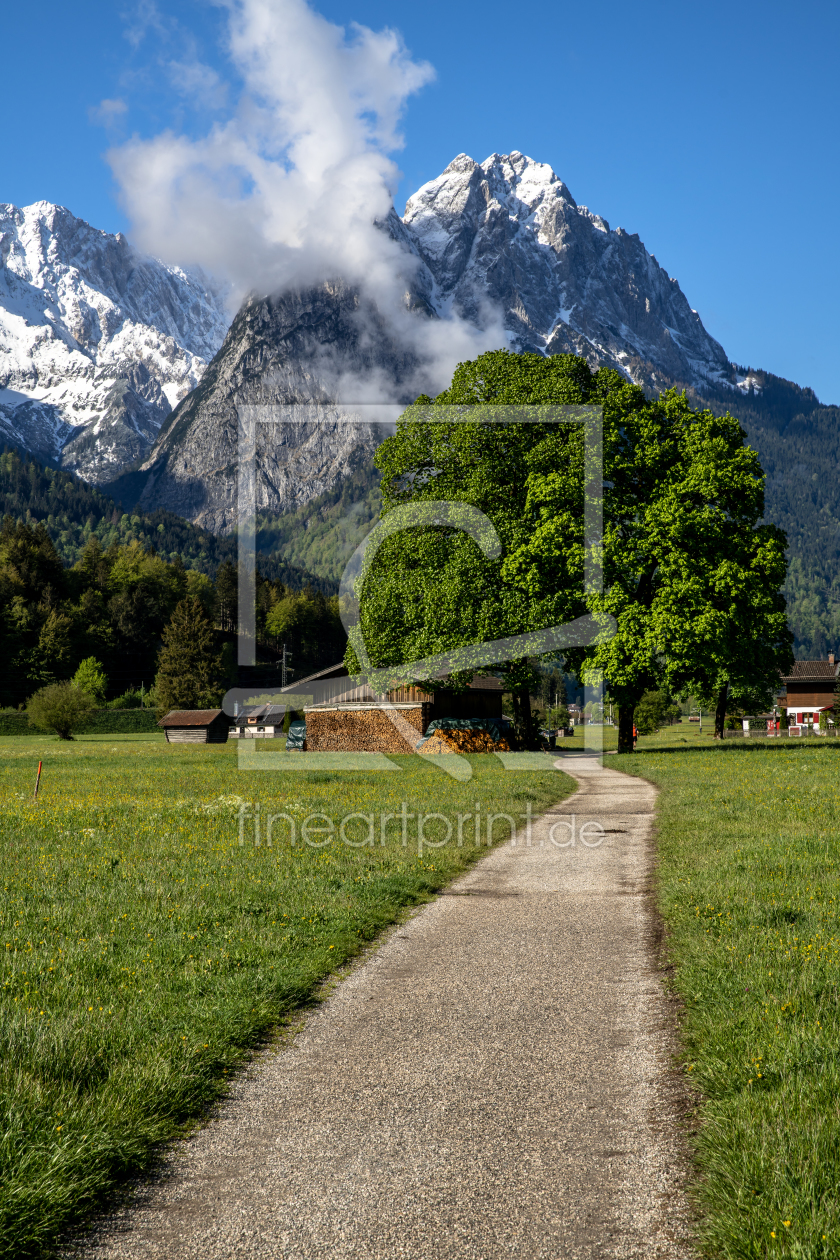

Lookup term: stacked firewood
[420,728,512,754]
[305,708,425,754]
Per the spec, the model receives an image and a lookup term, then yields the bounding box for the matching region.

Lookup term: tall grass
[616,737,840,1259]
[0,738,573,1258]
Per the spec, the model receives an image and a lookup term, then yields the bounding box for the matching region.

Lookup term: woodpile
[305,706,428,754]
[420,728,512,754]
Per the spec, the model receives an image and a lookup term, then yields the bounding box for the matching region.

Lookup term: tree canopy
[346,350,792,751]
[72,657,107,703]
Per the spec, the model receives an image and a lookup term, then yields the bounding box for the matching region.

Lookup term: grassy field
[0,736,574,1259]
[613,730,840,1259]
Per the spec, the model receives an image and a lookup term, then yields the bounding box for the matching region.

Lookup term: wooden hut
[158,709,229,744]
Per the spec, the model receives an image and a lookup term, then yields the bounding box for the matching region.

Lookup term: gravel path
[73,755,694,1259]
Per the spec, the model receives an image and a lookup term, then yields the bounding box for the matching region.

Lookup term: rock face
[0,201,228,482]
[132,282,416,533]
[401,152,732,390]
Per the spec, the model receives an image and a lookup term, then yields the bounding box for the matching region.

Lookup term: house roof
[232,704,286,726]
[158,709,224,727]
[781,661,839,683]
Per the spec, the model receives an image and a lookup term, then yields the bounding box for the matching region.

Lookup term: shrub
[27,683,96,740]
[107,689,144,710]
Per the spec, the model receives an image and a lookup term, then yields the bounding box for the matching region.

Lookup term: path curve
[74,755,693,1260]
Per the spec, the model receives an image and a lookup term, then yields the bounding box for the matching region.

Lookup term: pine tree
[214,561,238,633]
[155,597,225,714]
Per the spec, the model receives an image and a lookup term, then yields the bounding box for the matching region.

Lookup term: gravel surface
[70,755,694,1259]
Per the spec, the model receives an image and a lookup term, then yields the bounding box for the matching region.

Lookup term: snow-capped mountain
[0,202,229,483]
[1,154,739,520]
[400,152,732,390]
[126,151,738,531]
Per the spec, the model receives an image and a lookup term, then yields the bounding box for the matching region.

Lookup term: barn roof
[158,709,224,727]
[281,661,504,693]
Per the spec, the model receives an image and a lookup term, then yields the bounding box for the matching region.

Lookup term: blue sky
[5,0,839,403]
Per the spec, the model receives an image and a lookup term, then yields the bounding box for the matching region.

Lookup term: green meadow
[615,732,840,1260]
[0,736,573,1258]
[5,725,840,1259]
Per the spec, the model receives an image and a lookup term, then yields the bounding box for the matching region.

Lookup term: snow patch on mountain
[0,202,229,483]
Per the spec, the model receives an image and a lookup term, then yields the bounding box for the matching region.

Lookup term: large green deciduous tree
[346,350,792,752]
[343,354,598,746]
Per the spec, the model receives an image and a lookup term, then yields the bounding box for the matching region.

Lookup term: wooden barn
[158,709,229,744]
[280,664,503,754]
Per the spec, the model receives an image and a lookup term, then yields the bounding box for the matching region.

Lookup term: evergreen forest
[0,450,333,593]
[0,513,346,709]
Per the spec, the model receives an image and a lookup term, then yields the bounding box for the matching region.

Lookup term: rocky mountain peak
[403,151,730,388]
[0,201,228,482]
[2,153,740,529]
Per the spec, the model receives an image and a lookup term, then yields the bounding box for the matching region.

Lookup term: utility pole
[281,643,292,690]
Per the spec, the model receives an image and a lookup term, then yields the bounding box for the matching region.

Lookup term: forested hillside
[0,517,345,707]
[694,372,840,657]
[255,460,381,582]
[0,449,333,594]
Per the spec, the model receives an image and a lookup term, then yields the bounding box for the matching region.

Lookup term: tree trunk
[517,685,538,749]
[509,690,522,748]
[618,705,635,754]
[714,683,729,740]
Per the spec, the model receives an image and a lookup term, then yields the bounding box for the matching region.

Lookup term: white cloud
[89,98,129,127]
[122,0,169,50]
[167,57,229,110]
[109,0,505,397]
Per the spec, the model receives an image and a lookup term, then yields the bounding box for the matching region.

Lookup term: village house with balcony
[779,655,838,730]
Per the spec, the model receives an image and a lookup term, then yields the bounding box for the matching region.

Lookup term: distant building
[779,655,838,728]
[228,703,286,739]
[158,710,229,744]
